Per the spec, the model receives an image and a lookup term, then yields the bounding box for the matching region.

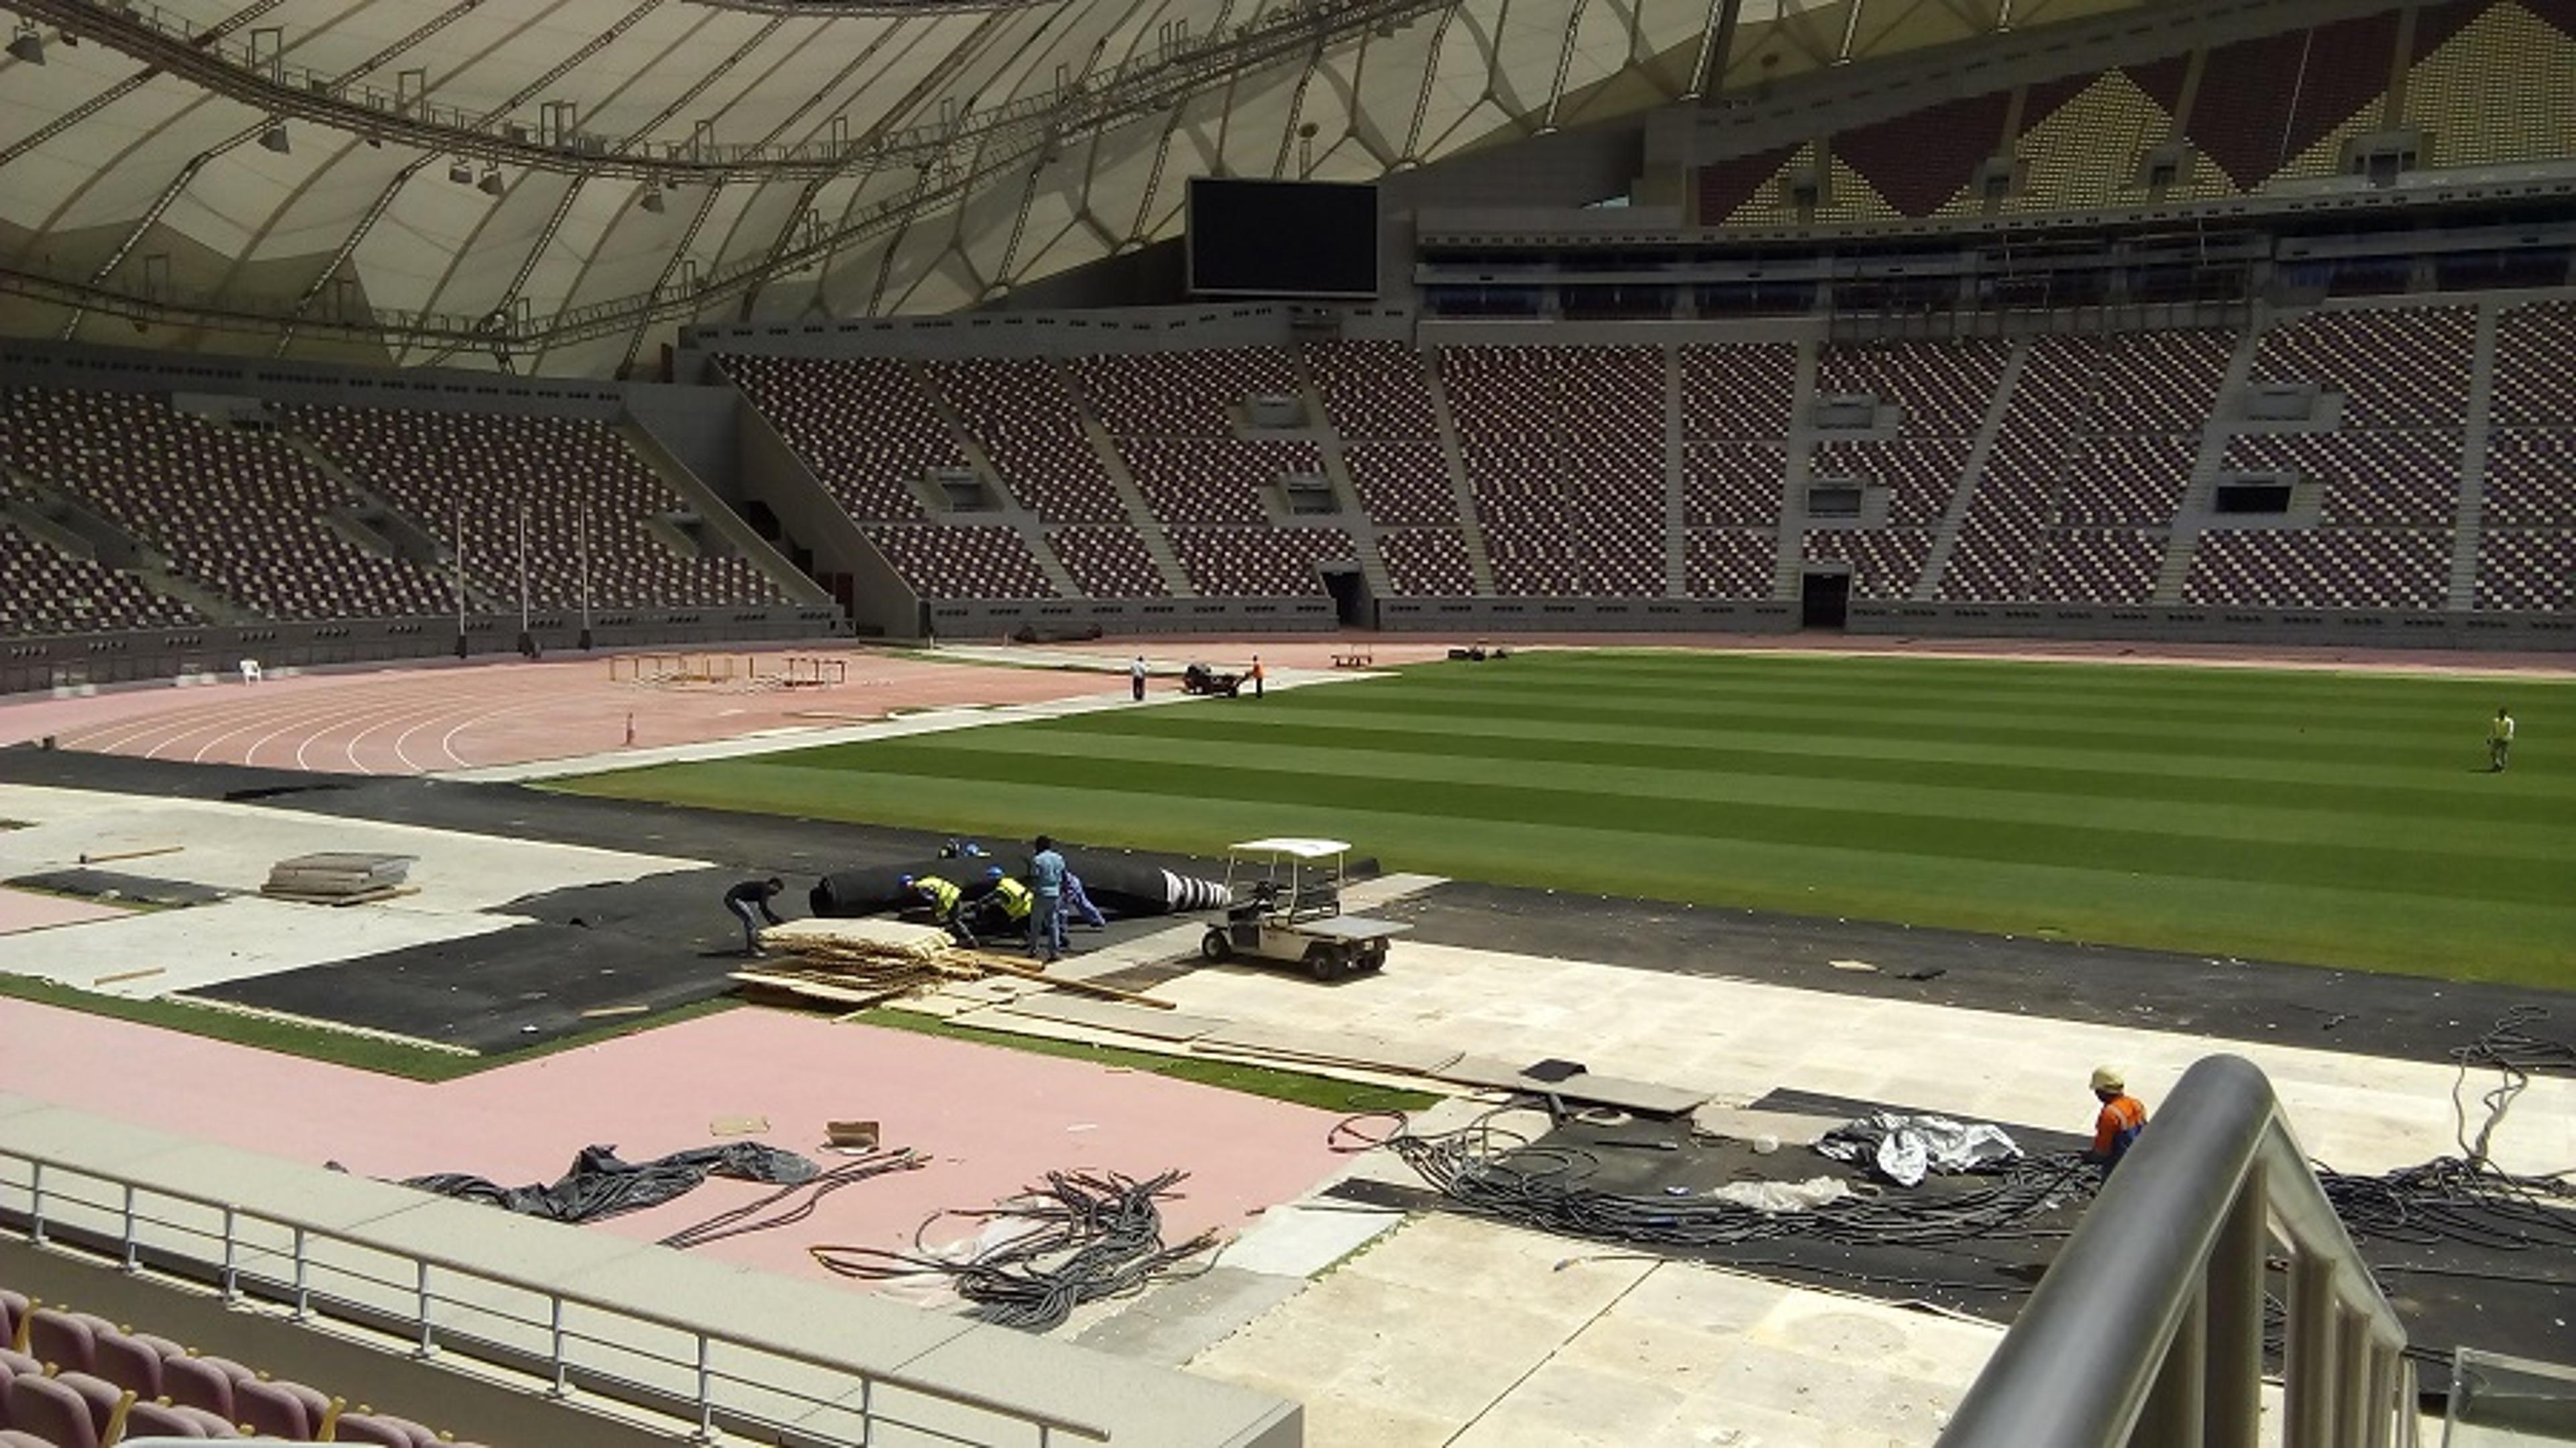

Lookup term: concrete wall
[1379,597,1803,633]
[733,405,920,637]
[1849,601,2576,652]
[621,384,740,502]
[926,597,1339,641]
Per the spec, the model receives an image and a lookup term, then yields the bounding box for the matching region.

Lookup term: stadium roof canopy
[0,0,2122,375]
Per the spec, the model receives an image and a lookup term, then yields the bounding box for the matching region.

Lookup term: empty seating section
[2185,529,2451,609]
[1,1290,490,1445]
[863,525,1054,599]
[1306,342,1439,439]
[2029,529,2166,605]
[719,356,943,521]
[1804,529,1932,599]
[1680,345,1797,440]
[1937,434,2055,601]
[2491,302,2576,425]
[1813,439,1972,525]
[1817,340,2008,434]
[1167,527,1354,596]
[1046,526,1168,597]
[1121,439,1315,525]
[2483,431,2576,525]
[1560,348,1667,442]
[2247,309,2475,428]
[2223,431,2461,525]
[2094,331,2235,433]
[2063,435,2198,525]
[1440,347,1564,442]
[1375,530,1476,595]
[1684,444,1785,525]
[295,408,782,609]
[1686,529,1778,598]
[1345,444,1458,525]
[926,359,1127,523]
[0,390,448,621]
[0,515,194,635]
[1073,350,1299,436]
[2475,529,2576,611]
[1440,348,1669,597]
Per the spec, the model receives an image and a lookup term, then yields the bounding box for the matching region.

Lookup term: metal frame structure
[1,1143,1108,1445]
[1936,1054,2418,1448]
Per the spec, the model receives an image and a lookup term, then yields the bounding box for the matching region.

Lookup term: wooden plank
[960,953,1177,1009]
[77,845,183,866]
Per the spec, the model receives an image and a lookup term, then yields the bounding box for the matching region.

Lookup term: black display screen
[1186,178,1380,298]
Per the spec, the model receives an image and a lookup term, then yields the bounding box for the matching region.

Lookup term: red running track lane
[0,650,1113,776]
[0,998,1352,1290]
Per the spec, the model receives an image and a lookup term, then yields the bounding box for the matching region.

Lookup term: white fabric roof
[0,0,2116,376]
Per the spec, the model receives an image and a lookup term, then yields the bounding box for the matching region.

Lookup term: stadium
[0,0,2572,1442]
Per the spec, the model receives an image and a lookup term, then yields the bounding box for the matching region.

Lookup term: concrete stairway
[2447,304,2501,612]
[614,418,833,607]
[1291,356,1394,599]
[1662,345,1689,597]
[2155,322,2268,604]
[1915,339,2031,601]
[1420,350,1498,594]
[1057,364,1194,598]
[1771,341,1821,601]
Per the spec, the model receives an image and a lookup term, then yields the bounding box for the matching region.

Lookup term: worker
[1061,869,1108,930]
[723,876,786,958]
[1028,835,1068,962]
[1248,654,1265,699]
[1130,655,1148,703]
[961,866,1035,941]
[2087,1066,2149,1170]
[939,839,989,860]
[2489,705,2516,772]
[902,872,965,939]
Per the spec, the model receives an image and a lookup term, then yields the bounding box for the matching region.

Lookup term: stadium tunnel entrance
[1320,564,1371,628]
[1802,570,1850,630]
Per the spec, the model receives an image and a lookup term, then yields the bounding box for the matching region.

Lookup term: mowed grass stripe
[566,764,2576,982]
[1508,649,2548,705]
[1038,709,2576,821]
[687,739,2565,907]
[1318,684,2534,766]
[896,722,2572,856]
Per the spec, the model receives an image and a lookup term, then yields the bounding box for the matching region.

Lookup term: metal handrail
[1937,1053,2416,1448]
[1,1145,1108,1445]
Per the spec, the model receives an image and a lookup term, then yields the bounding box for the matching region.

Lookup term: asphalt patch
[6,868,227,909]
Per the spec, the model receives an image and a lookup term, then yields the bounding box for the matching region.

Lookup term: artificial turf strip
[0,974,739,1082]
[851,1008,1438,1115]
[561,651,2576,988]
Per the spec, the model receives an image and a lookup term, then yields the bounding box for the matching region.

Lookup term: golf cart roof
[1228,837,1351,859]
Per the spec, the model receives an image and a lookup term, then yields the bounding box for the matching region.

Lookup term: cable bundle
[657,1148,926,1251]
[810,1170,1219,1331]
[1331,1107,2096,1253]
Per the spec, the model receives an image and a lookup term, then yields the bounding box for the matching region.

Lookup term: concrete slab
[997,994,1225,1042]
[1216,1201,1405,1279]
[1074,1264,1304,1365]
[1195,1021,1464,1076]
[0,895,519,996]
[1547,1072,1713,1117]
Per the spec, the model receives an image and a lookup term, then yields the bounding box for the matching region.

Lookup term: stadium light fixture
[260,122,290,154]
[477,166,504,197]
[7,24,44,64]
[638,187,665,213]
[448,158,474,185]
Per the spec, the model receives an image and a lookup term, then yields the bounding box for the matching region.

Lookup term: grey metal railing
[1937,1054,2416,1448]
[1,1145,1106,1446]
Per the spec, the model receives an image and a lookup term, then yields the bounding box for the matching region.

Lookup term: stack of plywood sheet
[259,852,416,905]
[732,918,985,1010]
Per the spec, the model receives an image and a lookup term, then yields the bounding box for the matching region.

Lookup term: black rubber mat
[5,868,228,908]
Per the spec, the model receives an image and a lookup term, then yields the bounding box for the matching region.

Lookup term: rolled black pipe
[810,851,1230,919]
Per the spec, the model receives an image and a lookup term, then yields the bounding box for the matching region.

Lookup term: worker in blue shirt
[1027,835,1068,962]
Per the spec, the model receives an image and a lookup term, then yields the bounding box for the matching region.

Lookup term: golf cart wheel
[1201,929,1232,962]
[1303,943,1344,982]
[1361,941,1389,973]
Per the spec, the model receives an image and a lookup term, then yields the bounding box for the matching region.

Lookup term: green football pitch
[564,650,2574,988]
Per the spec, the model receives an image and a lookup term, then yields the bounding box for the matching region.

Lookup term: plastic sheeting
[1704,1176,1855,1212]
[394,1143,819,1222]
[1815,1114,2021,1189]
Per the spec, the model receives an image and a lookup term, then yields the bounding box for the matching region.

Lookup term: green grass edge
[0,973,738,1082]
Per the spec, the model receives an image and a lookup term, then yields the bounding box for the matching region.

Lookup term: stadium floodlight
[7,24,44,64]
[448,158,474,185]
[477,166,504,197]
[638,187,665,213]
[260,122,290,154]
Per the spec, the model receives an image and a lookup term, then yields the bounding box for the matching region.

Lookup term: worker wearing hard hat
[2087,1066,2148,1170]
[960,866,1035,941]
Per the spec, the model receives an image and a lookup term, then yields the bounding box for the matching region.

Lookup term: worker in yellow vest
[959,866,1034,943]
[902,873,963,933]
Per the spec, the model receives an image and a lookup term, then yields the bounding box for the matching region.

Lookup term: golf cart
[1200,838,1407,981]
[1181,662,1244,697]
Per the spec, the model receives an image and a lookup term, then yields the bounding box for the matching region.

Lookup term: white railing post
[2286,1255,2340,1448]
[693,1333,716,1443]
[121,1183,139,1270]
[219,1205,239,1302]
[2204,1173,2267,1448]
[548,1295,570,1397]
[414,1259,435,1357]
[291,1227,311,1321]
[2337,1304,2374,1447]
[2133,1280,2205,1447]
[28,1161,45,1245]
